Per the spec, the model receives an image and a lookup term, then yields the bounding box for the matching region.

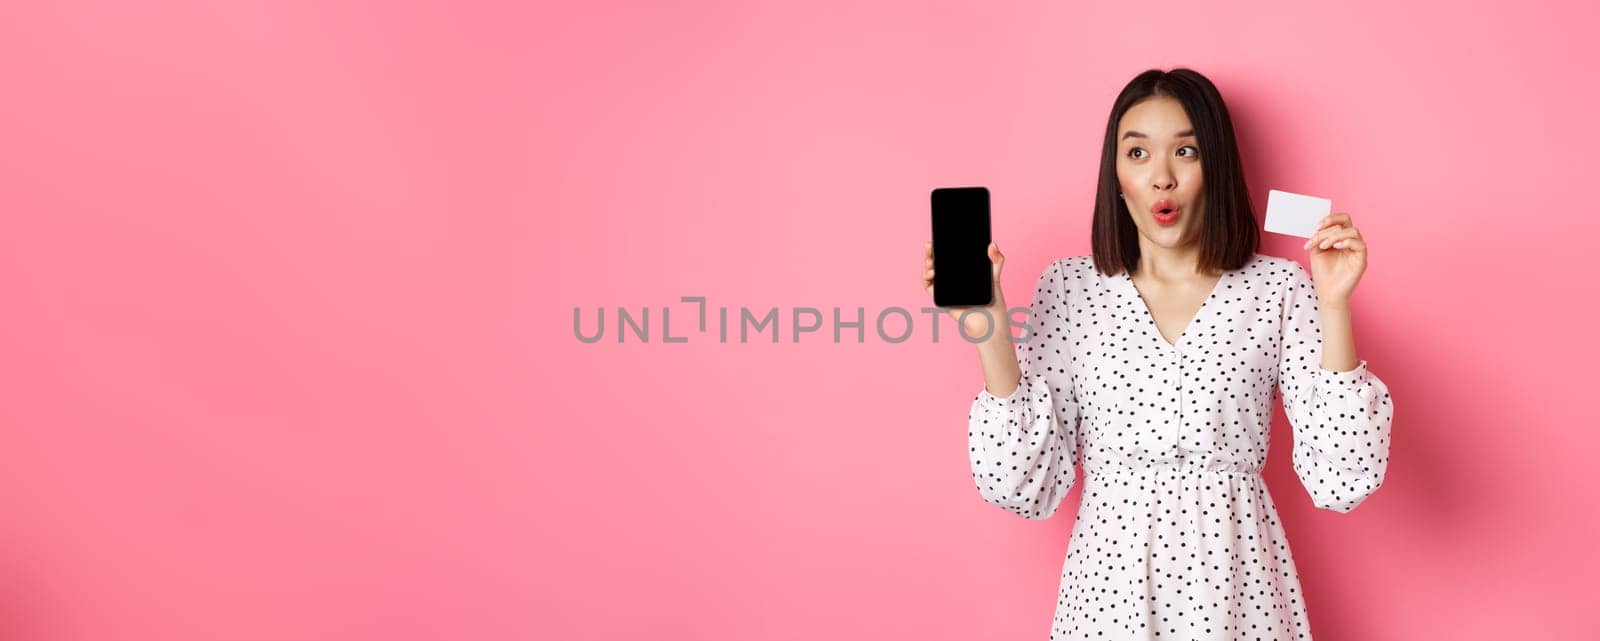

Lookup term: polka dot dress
[967,254,1394,640]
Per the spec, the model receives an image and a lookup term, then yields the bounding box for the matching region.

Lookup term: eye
[1178,145,1199,158]
[1127,148,1146,160]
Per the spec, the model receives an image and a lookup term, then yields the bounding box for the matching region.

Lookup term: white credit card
[1264,189,1331,238]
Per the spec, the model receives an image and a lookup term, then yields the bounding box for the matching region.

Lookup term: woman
[921,68,1394,639]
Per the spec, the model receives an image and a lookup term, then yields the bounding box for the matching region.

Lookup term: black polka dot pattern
[966,254,1395,640]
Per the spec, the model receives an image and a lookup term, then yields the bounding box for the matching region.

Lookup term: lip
[1150,199,1180,225]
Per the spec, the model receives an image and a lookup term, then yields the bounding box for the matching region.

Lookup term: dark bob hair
[1090,68,1259,277]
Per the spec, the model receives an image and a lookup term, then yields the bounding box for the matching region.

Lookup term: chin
[1147,228,1188,247]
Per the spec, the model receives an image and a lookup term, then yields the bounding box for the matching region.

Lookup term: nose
[1151,162,1177,192]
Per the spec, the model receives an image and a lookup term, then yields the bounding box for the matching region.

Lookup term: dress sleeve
[1278,261,1395,513]
[966,259,1081,521]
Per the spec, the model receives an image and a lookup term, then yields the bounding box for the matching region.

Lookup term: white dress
[967,253,1394,640]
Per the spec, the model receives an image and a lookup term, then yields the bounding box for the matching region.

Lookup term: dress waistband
[1082,452,1262,478]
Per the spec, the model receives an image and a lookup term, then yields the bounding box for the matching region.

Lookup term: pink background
[3,1,1597,639]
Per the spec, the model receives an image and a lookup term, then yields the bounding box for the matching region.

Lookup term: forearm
[975,291,1022,397]
[978,333,1022,397]
[1318,300,1359,373]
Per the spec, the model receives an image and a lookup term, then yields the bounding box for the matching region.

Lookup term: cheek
[1117,170,1144,195]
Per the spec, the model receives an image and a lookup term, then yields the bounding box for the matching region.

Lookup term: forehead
[1117,97,1194,138]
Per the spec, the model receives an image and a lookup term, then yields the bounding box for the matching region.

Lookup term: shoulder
[1242,254,1315,303]
[1031,255,1100,302]
[1244,254,1309,285]
[1050,254,1097,276]
[1039,255,1098,285]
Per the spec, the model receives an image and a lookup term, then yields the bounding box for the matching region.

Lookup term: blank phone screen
[930,186,992,307]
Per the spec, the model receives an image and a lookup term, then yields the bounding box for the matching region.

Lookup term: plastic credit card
[1263,189,1331,238]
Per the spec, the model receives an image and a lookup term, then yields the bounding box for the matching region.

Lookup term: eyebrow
[1121,129,1195,141]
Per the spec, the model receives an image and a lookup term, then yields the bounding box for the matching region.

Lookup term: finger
[924,268,934,280]
[1305,229,1339,251]
[1312,212,1352,234]
[925,240,933,258]
[1312,219,1344,235]
[1316,227,1361,250]
[1331,237,1367,252]
[1303,223,1356,250]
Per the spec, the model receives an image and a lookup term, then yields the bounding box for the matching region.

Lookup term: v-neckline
[1121,261,1240,350]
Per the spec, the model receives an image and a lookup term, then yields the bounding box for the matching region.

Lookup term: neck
[1134,238,1207,281]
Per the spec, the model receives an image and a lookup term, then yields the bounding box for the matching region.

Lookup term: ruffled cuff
[1304,358,1389,448]
[1316,358,1373,389]
[975,374,1035,407]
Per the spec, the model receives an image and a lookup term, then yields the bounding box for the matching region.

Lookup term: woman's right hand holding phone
[922,240,1024,397]
[922,240,1010,337]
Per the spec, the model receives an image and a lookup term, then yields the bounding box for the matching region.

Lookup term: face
[1116,96,1204,249]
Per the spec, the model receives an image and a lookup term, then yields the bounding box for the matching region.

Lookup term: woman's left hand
[1301,212,1367,306]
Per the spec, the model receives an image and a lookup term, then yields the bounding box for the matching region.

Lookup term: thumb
[989,241,1005,280]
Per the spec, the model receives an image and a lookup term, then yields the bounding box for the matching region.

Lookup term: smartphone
[930,186,993,307]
